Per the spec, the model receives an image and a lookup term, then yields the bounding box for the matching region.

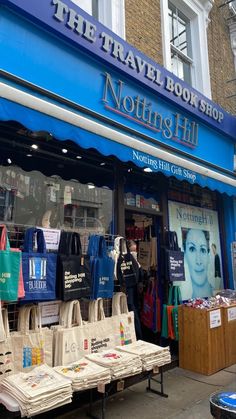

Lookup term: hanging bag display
[22,227,57,301]
[89,235,114,299]
[57,231,91,301]
[161,285,182,340]
[0,225,22,301]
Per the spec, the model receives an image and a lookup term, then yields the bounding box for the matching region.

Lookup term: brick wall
[208,0,236,115]
[125,0,236,115]
[125,0,163,65]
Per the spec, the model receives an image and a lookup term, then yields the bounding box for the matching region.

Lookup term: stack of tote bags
[116,340,171,371]
[53,293,136,366]
[54,358,111,392]
[85,349,142,380]
[0,364,72,417]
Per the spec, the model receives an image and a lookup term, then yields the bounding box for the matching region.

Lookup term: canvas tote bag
[0,307,15,381]
[11,305,53,372]
[0,225,22,301]
[111,292,136,346]
[22,227,57,301]
[57,231,91,300]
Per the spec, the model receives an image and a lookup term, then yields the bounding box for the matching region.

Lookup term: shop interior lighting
[7,158,12,164]
[76,155,82,159]
[88,183,95,189]
[31,144,38,150]
[143,167,152,172]
[62,148,68,154]
[100,162,106,166]
[26,154,32,157]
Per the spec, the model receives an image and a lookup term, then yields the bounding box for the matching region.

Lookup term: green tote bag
[0,226,21,301]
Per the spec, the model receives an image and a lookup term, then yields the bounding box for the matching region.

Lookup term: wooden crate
[221,304,236,367]
[178,305,226,375]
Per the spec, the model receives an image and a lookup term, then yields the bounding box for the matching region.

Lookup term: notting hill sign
[1,0,235,139]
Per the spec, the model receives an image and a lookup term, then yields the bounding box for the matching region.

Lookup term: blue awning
[0,94,235,197]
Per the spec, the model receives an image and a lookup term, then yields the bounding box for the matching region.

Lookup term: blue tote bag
[22,228,57,301]
[89,235,114,299]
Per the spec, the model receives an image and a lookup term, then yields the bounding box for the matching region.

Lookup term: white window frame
[70,0,126,39]
[161,0,213,97]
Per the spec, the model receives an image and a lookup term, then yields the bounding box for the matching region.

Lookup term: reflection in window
[0,165,113,242]
[168,1,192,83]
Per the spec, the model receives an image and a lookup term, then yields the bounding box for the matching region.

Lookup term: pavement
[52,364,236,419]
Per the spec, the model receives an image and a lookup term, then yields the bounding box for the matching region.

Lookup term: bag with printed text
[57,231,91,301]
[11,305,53,373]
[22,227,57,301]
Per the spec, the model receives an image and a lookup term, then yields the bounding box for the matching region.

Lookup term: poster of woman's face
[168,201,223,300]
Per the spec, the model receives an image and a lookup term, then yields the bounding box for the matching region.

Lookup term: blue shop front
[0,0,236,307]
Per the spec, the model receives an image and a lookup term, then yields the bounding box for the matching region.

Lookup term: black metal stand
[146,367,168,398]
[87,368,168,419]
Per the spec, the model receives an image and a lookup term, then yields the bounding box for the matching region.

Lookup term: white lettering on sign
[51,1,224,124]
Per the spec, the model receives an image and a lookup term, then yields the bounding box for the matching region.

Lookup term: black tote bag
[57,231,91,301]
[116,239,137,290]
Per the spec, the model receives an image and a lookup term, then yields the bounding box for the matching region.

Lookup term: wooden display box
[178,305,226,375]
[221,304,236,367]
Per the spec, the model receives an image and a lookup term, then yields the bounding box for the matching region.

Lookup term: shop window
[161,0,212,96]
[0,164,113,250]
[70,0,126,38]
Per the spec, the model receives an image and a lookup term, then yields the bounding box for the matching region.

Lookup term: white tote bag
[0,307,15,381]
[54,299,116,366]
[11,305,53,373]
[111,292,137,346]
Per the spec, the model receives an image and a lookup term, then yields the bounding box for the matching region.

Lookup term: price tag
[153,365,159,374]
[227,307,236,322]
[117,380,125,392]
[97,382,105,394]
[209,309,221,328]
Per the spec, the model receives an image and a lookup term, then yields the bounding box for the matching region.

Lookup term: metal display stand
[87,367,168,419]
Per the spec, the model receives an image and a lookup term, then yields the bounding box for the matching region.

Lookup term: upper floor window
[70,0,125,38]
[161,0,213,97]
[169,2,192,84]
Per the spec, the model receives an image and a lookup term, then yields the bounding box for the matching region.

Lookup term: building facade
[0,0,235,306]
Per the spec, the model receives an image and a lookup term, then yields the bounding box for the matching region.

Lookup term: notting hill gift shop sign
[1,0,235,140]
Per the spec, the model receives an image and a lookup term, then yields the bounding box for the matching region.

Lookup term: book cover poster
[168,201,223,300]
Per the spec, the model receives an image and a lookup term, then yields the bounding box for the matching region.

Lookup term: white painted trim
[161,0,212,97]
[1,83,235,188]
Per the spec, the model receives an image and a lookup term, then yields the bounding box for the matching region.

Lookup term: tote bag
[116,239,137,290]
[111,292,136,346]
[161,285,182,340]
[89,235,114,299]
[57,231,91,301]
[0,308,15,381]
[140,280,155,329]
[0,225,21,301]
[11,305,53,373]
[0,225,24,299]
[22,227,57,301]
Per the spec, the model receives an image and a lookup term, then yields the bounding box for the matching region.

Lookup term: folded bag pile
[116,340,171,371]
[0,364,72,417]
[54,357,111,392]
[85,349,142,380]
